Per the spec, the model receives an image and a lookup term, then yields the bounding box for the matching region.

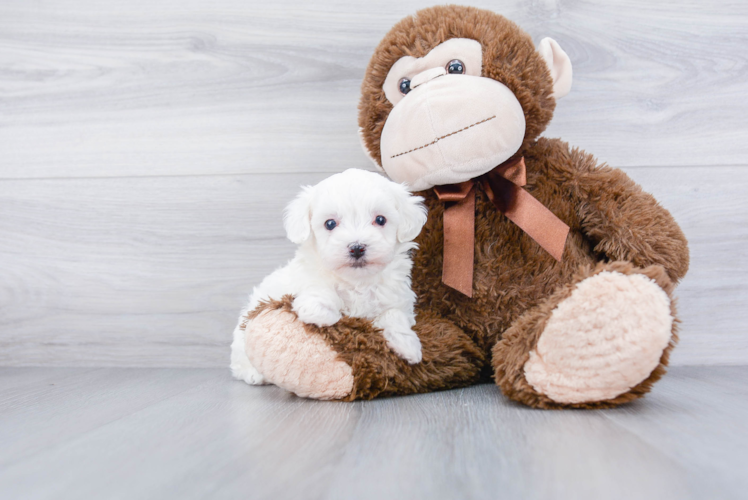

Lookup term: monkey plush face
[380,37,527,190]
[358,6,573,191]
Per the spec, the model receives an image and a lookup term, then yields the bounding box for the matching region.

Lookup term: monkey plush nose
[349,243,366,260]
[410,66,447,89]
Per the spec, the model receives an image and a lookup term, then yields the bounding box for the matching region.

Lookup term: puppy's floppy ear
[283,186,314,244]
[393,183,428,242]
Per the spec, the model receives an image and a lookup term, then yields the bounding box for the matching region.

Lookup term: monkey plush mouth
[390,115,496,159]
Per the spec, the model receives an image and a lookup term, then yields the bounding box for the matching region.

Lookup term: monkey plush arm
[243,296,484,400]
[563,144,690,283]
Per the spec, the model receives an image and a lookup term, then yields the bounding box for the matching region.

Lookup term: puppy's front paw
[384,328,423,364]
[292,295,342,327]
[231,354,268,386]
[243,366,268,386]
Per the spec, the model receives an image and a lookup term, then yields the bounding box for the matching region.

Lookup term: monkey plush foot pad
[246,309,354,400]
[523,271,673,404]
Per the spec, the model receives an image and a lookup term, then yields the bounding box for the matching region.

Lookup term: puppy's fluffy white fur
[231,169,428,385]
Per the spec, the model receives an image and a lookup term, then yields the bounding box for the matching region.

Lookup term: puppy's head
[284,169,427,276]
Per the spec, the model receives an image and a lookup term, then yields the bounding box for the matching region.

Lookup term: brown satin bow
[433,156,570,297]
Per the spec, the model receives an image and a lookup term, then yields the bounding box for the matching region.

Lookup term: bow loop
[433,180,474,203]
[491,156,527,186]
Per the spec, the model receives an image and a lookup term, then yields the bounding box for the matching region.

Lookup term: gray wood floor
[1,0,747,367]
[0,366,745,500]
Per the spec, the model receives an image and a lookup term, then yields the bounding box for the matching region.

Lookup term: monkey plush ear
[538,37,573,99]
[358,127,383,170]
[283,186,314,244]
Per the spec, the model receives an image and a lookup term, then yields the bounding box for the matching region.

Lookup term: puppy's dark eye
[325,219,337,230]
[446,59,465,74]
[398,78,411,95]
[375,216,386,226]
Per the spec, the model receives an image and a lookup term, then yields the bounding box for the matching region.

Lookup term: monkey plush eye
[446,59,465,74]
[325,219,337,230]
[374,215,387,226]
[398,78,411,95]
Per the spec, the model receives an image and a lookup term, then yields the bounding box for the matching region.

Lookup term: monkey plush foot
[245,297,484,401]
[523,270,673,403]
[246,304,354,400]
[494,262,678,408]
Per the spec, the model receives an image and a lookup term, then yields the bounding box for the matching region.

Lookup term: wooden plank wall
[1,0,746,367]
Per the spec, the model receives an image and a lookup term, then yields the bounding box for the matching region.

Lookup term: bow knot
[433,156,569,297]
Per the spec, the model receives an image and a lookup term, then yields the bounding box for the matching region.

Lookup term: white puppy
[230,168,428,385]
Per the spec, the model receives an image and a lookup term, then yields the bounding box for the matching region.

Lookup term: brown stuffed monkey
[241,5,689,409]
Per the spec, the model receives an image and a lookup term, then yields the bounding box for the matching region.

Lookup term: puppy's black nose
[349,243,366,260]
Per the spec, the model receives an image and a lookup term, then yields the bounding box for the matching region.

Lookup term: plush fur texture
[409,138,689,346]
[241,6,690,408]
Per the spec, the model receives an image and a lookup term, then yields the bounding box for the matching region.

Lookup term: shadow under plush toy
[240,5,689,408]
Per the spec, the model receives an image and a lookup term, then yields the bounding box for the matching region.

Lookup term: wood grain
[0,367,746,499]
[0,0,746,179]
[602,366,748,497]
[0,0,746,366]
[0,173,315,367]
[0,167,745,366]
[0,368,211,467]
[624,167,748,365]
